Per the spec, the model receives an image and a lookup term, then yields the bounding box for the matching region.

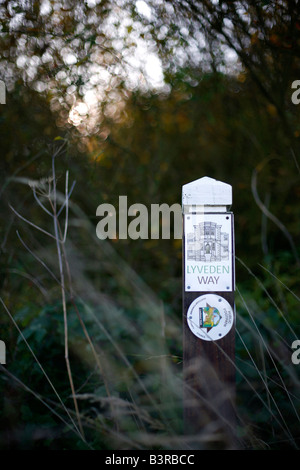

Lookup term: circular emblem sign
[187,294,234,341]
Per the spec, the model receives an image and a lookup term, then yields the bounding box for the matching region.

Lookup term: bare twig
[251,168,300,266]
[9,204,57,241]
[57,179,76,218]
[32,187,53,217]
[16,230,61,285]
[49,154,85,440]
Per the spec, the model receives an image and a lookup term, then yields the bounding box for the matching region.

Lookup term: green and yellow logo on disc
[187,294,234,341]
[200,304,221,330]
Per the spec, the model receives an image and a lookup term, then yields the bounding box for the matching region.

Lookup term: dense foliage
[1,0,300,450]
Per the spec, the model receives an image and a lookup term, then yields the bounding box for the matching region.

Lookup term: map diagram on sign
[184,213,233,292]
[186,221,229,262]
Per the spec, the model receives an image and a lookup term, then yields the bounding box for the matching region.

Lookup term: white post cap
[182,176,232,206]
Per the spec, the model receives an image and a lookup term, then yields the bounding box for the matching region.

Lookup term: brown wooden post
[182,177,237,448]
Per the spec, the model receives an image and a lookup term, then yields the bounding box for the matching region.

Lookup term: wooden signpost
[182,176,237,447]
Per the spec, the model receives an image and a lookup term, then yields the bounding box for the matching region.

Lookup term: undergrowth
[1,153,300,450]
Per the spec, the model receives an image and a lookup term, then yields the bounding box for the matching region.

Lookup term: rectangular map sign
[184,212,234,292]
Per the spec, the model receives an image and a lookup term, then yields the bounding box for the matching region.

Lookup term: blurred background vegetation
[1,0,300,450]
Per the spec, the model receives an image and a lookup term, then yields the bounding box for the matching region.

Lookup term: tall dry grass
[1,152,299,450]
